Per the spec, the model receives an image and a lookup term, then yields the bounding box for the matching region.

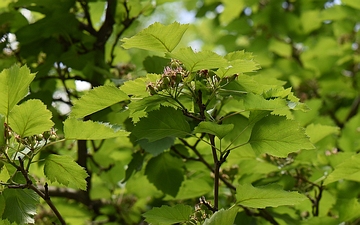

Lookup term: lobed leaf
[236,184,306,208]
[44,154,89,190]
[145,152,184,197]
[1,189,39,224]
[193,121,234,139]
[70,85,129,118]
[132,106,191,142]
[167,47,227,72]
[324,154,360,185]
[64,118,129,140]
[0,65,35,117]
[143,204,193,225]
[249,115,314,157]
[8,99,54,137]
[121,22,189,53]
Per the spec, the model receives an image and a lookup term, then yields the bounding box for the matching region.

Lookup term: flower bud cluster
[147,60,187,95]
[13,128,58,149]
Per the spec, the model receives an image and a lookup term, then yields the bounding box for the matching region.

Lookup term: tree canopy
[1,0,360,224]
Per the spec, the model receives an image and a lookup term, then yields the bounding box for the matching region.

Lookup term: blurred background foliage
[1,0,360,224]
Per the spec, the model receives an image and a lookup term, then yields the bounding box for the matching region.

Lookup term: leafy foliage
[1,0,360,224]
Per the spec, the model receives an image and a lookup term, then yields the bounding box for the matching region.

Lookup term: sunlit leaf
[132,106,191,142]
[306,124,339,144]
[44,154,89,190]
[236,184,306,208]
[145,152,184,197]
[2,189,39,224]
[324,154,360,185]
[143,204,193,225]
[193,121,234,139]
[120,74,160,98]
[0,114,5,147]
[0,65,35,117]
[167,47,227,72]
[70,85,129,118]
[8,99,54,137]
[244,93,287,111]
[64,118,129,140]
[249,115,314,157]
[203,206,238,225]
[121,22,189,53]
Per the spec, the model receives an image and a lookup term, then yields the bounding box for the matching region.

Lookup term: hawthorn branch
[8,157,67,225]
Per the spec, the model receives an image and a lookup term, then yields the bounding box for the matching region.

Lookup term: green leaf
[64,118,129,140]
[236,184,306,208]
[132,106,191,142]
[216,51,261,78]
[305,124,339,144]
[324,154,360,185]
[342,0,360,10]
[2,189,39,224]
[121,22,189,53]
[338,114,360,152]
[0,114,5,148]
[138,137,175,156]
[8,99,54,137]
[145,152,184,197]
[70,85,129,118]
[120,74,160,98]
[44,154,89,190]
[203,206,238,225]
[0,65,35,117]
[244,93,287,111]
[193,121,234,139]
[167,47,227,72]
[143,204,193,225]
[249,115,314,157]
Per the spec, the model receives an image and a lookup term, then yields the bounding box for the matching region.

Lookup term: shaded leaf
[236,184,306,208]
[203,206,238,225]
[123,151,145,183]
[145,152,184,197]
[249,115,314,157]
[0,65,35,117]
[121,22,189,53]
[64,118,129,140]
[2,189,39,224]
[193,121,234,139]
[132,106,191,142]
[138,137,175,156]
[8,99,54,137]
[167,47,227,72]
[70,85,129,118]
[143,204,193,225]
[44,154,89,190]
[324,154,360,185]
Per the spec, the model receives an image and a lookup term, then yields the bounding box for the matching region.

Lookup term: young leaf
[0,65,36,117]
[145,152,184,197]
[324,154,360,185]
[167,47,228,72]
[193,121,234,139]
[249,115,314,157]
[120,74,160,98]
[143,204,193,225]
[121,22,189,53]
[64,118,129,140]
[203,206,238,225]
[44,154,88,190]
[70,85,129,118]
[236,184,306,208]
[8,99,54,137]
[132,106,191,142]
[2,189,39,224]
